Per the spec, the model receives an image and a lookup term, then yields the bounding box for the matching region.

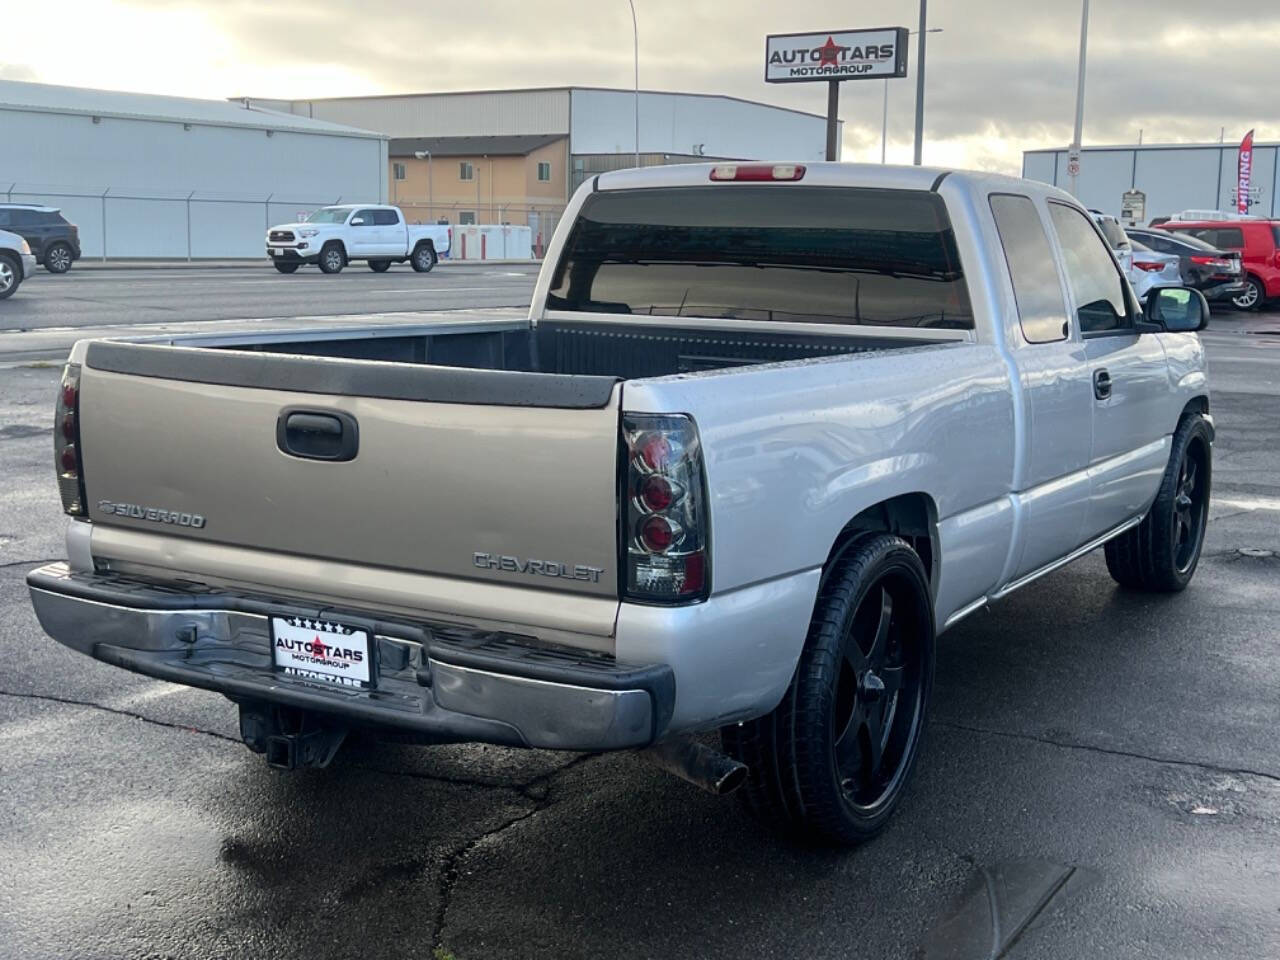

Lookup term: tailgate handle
[277,409,359,462]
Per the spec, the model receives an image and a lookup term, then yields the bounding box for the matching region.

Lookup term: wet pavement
[1,305,1278,959]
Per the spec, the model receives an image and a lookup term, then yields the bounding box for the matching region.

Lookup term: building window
[537,162,552,182]
[393,162,406,181]
[459,162,474,181]
[459,211,476,225]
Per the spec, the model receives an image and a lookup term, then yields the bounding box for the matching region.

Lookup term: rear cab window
[547,185,973,329]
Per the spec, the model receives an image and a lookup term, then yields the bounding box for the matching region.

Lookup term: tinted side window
[7,209,34,227]
[1137,233,1175,253]
[372,209,399,226]
[353,209,379,226]
[1048,203,1129,334]
[1271,225,1280,247]
[1200,227,1244,249]
[0,210,9,227]
[990,195,1069,344]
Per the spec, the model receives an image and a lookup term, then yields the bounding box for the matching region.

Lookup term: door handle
[276,408,359,461]
[1093,369,1113,401]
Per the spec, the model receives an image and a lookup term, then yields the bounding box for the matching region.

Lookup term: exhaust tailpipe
[645,737,748,796]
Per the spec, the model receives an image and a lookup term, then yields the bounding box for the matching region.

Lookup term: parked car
[1160,217,1280,310]
[1090,211,1178,303]
[29,164,1213,846]
[0,228,37,299]
[1128,240,1183,303]
[265,204,450,274]
[1127,227,1247,306]
[0,204,80,274]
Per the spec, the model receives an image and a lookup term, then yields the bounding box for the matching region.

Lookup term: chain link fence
[3,182,351,260]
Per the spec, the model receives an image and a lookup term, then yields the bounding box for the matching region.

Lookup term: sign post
[765,28,909,162]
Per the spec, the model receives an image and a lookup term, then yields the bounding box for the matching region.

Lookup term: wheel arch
[1179,395,1213,439]
[412,238,436,254]
[819,492,940,595]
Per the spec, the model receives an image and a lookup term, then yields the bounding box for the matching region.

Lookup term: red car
[1161,218,1280,310]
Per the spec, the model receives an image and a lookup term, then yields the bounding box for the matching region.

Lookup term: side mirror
[350,217,366,226]
[1144,286,1209,332]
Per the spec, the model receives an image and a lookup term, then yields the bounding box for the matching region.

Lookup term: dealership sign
[765,28,909,83]
[1238,129,1254,215]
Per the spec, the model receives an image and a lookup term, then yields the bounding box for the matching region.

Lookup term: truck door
[348,208,381,256]
[371,208,404,256]
[989,194,1093,580]
[1047,202,1171,538]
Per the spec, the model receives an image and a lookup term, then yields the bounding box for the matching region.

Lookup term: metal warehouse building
[244,87,835,240]
[0,80,387,259]
[1024,141,1280,223]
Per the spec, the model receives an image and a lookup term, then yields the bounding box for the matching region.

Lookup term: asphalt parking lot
[1,270,1279,959]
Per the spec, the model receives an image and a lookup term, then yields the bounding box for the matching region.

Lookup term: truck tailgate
[77,344,623,612]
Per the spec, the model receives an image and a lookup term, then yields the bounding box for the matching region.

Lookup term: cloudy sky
[3,0,1277,171]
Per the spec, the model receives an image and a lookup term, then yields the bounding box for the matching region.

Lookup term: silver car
[1091,211,1179,302]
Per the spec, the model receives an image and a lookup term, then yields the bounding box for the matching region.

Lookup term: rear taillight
[1134,261,1165,272]
[709,163,805,182]
[54,363,86,516]
[621,414,709,603]
[1190,255,1232,268]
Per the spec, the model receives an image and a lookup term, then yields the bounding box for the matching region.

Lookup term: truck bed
[173,317,935,382]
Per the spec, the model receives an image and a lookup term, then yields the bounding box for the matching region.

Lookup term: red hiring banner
[1238,129,1255,215]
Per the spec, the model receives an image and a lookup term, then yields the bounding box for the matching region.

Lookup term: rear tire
[273,261,300,274]
[722,534,935,846]
[1105,413,1212,592]
[410,244,436,273]
[1230,276,1263,311]
[368,259,391,272]
[318,243,346,274]
[0,253,19,300]
[44,242,73,274]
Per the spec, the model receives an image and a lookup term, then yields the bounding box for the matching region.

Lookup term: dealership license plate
[270,615,373,688]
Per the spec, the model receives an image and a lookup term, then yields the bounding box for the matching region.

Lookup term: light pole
[414,150,433,219]
[883,27,941,164]
[1068,0,1091,196]
[912,1,928,165]
[627,0,639,167]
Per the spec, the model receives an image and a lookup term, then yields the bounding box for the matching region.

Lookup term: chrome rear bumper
[26,563,673,751]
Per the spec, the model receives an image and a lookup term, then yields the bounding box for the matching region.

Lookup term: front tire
[722,534,935,846]
[318,243,346,274]
[368,259,391,272]
[1105,413,1212,592]
[1231,276,1263,311]
[273,261,300,274]
[44,242,73,274]
[0,254,19,300]
[410,244,436,273]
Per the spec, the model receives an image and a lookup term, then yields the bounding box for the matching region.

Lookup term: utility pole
[628,0,640,167]
[826,81,840,161]
[912,0,927,165]
[1068,0,1090,197]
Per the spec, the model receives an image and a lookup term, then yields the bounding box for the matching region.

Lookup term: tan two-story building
[389,134,567,246]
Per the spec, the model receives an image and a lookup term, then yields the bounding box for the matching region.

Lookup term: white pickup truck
[0,228,37,300]
[30,163,1213,846]
[266,204,450,274]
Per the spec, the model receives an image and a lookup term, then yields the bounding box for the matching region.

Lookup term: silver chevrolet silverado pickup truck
[29,163,1213,846]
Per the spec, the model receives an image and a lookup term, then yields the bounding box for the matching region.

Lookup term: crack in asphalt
[0,558,58,570]
[431,751,600,953]
[0,688,241,743]
[933,718,1280,785]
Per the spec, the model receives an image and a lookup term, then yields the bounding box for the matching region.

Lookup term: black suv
[0,205,80,273]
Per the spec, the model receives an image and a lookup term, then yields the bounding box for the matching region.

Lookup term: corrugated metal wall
[0,107,386,257]
[569,89,832,161]
[266,90,572,139]
[1023,144,1280,221]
